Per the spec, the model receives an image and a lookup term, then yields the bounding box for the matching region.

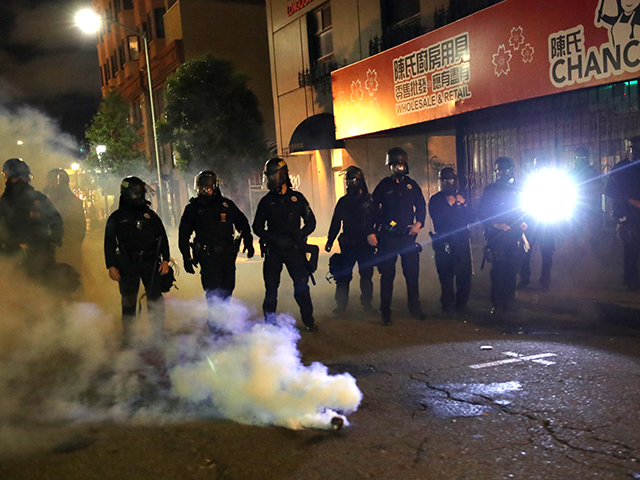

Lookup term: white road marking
[470,351,557,369]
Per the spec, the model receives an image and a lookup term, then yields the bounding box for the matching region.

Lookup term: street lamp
[75,8,164,218]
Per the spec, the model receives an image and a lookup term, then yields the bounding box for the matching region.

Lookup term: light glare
[521,170,577,222]
[75,9,102,34]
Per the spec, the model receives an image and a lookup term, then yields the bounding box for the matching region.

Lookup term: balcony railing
[369,16,426,56]
[298,58,339,94]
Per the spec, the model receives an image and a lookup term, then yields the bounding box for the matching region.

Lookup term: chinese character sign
[331,0,635,140]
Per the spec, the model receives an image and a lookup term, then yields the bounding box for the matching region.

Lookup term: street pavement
[1,227,640,480]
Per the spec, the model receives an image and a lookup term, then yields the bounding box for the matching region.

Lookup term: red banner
[331,0,640,140]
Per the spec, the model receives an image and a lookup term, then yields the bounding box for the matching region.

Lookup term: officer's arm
[154,214,171,262]
[44,197,64,246]
[299,195,316,238]
[413,183,427,228]
[178,205,195,259]
[370,181,385,232]
[252,198,268,240]
[104,213,119,269]
[364,195,377,236]
[230,201,253,244]
[326,198,343,246]
[428,195,445,232]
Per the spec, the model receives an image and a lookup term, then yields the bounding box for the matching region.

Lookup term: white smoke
[0,261,362,456]
[169,298,362,430]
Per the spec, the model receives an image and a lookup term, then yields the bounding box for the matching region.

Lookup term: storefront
[331,0,640,204]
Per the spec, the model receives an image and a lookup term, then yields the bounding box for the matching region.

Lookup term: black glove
[243,240,255,259]
[183,258,195,274]
[324,240,333,253]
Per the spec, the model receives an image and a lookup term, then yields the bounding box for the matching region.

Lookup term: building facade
[266,0,640,232]
[93,0,275,223]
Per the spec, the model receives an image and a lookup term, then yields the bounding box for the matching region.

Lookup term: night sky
[0,0,102,143]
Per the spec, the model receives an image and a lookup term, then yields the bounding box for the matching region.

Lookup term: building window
[131,100,143,127]
[381,0,420,30]
[118,45,125,69]
[122,0,133,10]
[128,35,139,61]
[308,4,333,64]
[154,8,166,39]
[110,54,117,77]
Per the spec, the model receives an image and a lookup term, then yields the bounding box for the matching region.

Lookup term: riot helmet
[46,168,70,188]
[341,165,367,195]
[438,167,458,194]
[120,176,147,206]
[2,158,31,183]
[385,147,410,177]
[195,171,220,197]
[494,157,515,184]
[264,157,291,191]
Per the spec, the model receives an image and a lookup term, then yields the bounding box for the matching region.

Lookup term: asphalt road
[1,228,639,480]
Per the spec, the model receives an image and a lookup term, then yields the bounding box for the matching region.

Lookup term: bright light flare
[521,170,577,222]
[75,9,102,34]
[71,163,80,171]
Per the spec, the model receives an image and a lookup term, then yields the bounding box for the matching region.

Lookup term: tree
[159,54,268,182]
[85,89,146,182]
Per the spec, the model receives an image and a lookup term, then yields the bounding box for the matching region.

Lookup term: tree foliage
[85,89,146,183]
[159,54,267,182]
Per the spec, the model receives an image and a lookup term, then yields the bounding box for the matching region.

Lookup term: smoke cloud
[0,259,362,457]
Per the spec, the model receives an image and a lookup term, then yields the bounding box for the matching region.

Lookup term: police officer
[518,160,556,292]
[428,167,475,314]
[569,146,603,250]
[104,177,170,346]
[370,148,427,325]
[252,158,318,332]
[606,135,640,291]
[325,166,377,315]
[179,171,254,314]
[0,158,63,277]
[43,168,86,274]
[477,157,527,313]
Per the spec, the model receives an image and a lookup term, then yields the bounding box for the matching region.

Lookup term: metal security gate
[459,80,640,204]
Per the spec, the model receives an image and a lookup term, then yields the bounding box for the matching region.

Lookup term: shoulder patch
[144,213,151,219]
[406,183,413,190]
[222,202,229,208]
[291,196,298,202]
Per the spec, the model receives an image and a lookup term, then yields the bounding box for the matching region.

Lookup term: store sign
[287,0,315,17]
[331,0,640,140]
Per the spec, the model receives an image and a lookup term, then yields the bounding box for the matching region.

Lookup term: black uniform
[518,219,555,290]
[0,181,63,276]
[372,176,427,318]
[179,195,252,302]
[428,191,475,311]
[105,199,170,344]
[43,183,86,273]
[252,188,316,327]
[569,163,603,250]
[327,192,376,311]
[606,157,640,290]
[477,182,526,310]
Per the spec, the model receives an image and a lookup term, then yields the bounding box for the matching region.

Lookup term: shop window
[118,45,127,70]
[381,0,420,30]
[308,3,333,64]
[128,35,139,61]
[154,8,166,39]
[371,0,424,55]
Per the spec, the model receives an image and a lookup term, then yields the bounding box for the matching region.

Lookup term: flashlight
[521,169,577,223]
